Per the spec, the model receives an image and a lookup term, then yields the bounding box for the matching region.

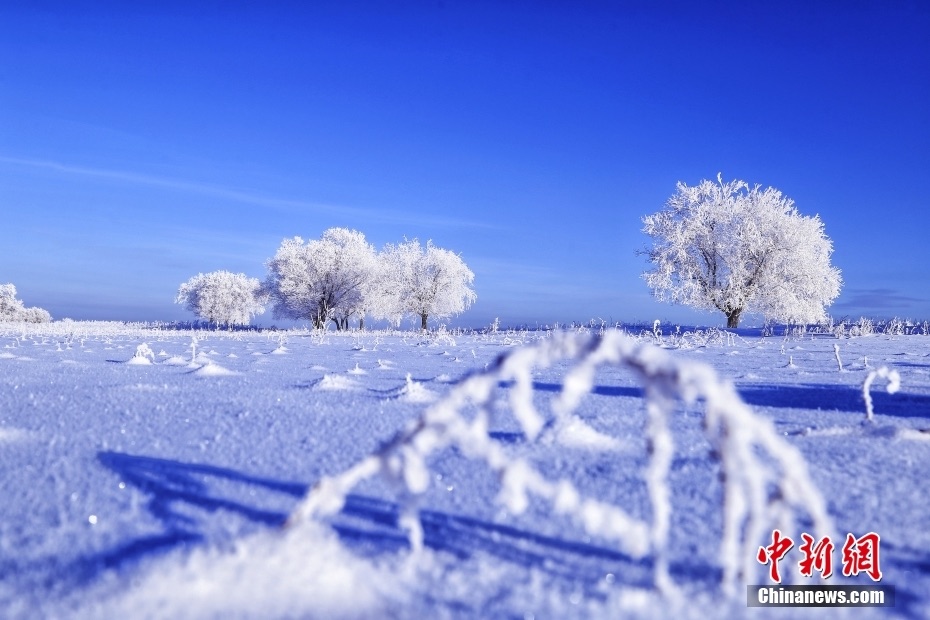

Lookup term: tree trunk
[420,313,428,331]
[359,317,364,330]
[726,308,742,328]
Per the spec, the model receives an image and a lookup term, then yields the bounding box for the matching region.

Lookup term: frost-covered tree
[0,283,52,323]
[264,228,378,330]
[641,174,842,328]
[175,271,267,328]
[378,239,477,330]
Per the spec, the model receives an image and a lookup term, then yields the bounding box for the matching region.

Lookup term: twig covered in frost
[833,344,844,372]
[862,366,901,422]
[288,330,832,596]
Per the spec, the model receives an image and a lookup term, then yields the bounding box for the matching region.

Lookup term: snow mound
[550,416,622,451]
[347,363,367,375]
[126,343,156,365]
[271,346,288,355]
[0,351,17,359]
[82,521,394,619]
[191,363,237,377]
[898,428,930,442]
[313,374,360,391]
[162,356,189,366]
[385,374,436,403]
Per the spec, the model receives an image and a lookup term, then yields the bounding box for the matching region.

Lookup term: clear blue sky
[2,1,928,328]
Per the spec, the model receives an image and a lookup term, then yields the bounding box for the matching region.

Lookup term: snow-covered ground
[1,323,928,619]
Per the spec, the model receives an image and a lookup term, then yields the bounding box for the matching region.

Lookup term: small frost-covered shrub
[0,284,52,323]
[289,330,831,596]
[127,343,156,365]
[845,316,875,338]
[880,317,906,336]
[675,326,725,349]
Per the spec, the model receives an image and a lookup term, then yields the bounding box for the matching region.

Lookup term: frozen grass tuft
[126,343,156,365]
[384,373,437,403]
[862,366,901,422]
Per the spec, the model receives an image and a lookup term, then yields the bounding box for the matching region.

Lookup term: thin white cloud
[0,156,491,230]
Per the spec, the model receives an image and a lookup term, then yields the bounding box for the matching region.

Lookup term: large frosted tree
[176,271,267,328]
[264,228,377,330]
[378,239,477,330]
[641,174,841,328]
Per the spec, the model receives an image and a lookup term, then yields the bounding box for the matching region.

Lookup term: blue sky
[2,1,928,328]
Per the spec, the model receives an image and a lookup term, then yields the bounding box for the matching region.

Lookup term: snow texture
[1,322,928,618]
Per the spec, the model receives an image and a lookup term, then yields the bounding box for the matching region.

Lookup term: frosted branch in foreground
[288,330,833,596]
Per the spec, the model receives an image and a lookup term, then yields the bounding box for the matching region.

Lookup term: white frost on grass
[80,522,395,620]
[384,374,436,403]
[126,344,156,365]
[0,351,17,359]
[862,366,901,422]
[347,363,367,375]
[290,330,832,597]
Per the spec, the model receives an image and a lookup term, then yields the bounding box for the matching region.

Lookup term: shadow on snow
[736,384,930,419]
[87,451,726,597]
[507,380,929,420]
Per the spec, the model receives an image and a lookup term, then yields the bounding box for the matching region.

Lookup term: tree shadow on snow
[513,380,930,421]
[92,451,719,596]
[87,451,930,605]
[493,380,643,399]
[736,384,930,419]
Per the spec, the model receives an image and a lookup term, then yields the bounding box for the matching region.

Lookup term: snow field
[1,324,929,618]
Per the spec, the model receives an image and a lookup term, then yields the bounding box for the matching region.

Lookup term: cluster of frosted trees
[0,284,52,323]
[176,228,476,330]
